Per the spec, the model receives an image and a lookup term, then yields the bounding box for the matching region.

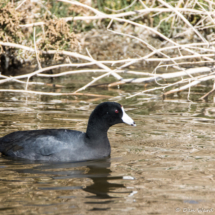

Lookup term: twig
[0,89,112,98]
[37,69,157,78]
[34,27,41,70]
[74,70,118,93]
[199,78,215,100]
[199,88,215,100]
[108,67,214,87]
[16,0,27,10]
[164,75,215,96]
[187,79,192,102]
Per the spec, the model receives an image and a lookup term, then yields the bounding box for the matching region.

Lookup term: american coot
[0,102,136,162]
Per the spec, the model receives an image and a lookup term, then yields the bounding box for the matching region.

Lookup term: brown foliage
[38,19,78,51]
[0,3,24,43]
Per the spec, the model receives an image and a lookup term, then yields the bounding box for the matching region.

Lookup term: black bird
[0,102,136,162]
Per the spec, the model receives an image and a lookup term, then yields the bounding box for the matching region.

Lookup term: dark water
[1,74,215,214]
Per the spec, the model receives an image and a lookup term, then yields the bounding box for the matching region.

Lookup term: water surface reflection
[2,78,215,214]
[0,157,134,214]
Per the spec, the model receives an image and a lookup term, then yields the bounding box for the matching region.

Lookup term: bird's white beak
[121,106,136,126]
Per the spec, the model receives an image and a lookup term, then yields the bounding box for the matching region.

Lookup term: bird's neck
[86,118,109,140]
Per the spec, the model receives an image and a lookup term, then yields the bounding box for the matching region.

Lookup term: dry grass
[0,0,215,100]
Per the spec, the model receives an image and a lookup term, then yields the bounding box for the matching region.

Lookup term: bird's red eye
[115,110,119,113]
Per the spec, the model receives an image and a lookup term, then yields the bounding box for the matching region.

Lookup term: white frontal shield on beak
[121,107,136,126]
